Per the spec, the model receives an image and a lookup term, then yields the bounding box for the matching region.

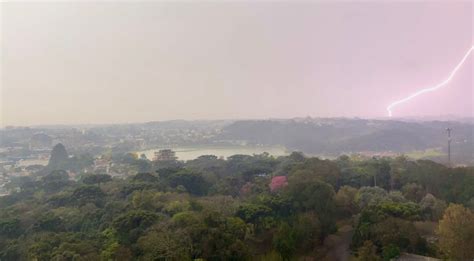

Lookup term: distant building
[153,149,177,161]
[135,138,146,149]
[94,158,111,174]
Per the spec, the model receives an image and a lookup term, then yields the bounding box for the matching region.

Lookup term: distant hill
[217,118,473,165]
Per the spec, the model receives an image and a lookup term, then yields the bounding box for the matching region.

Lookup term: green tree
[169,170,210,196]
[372,217,424,253]
[70,186,105,207]
[132,172,159,183]
[0,240,22,260]
[355,186,388,209]
[293,212,321,251]
[357,241,381,261]
[286,178,336,236]
[236,203,272,224]
[352,203,424,253]
[382,244,400,261]
[420,193,447,221]
[41,170,71,193]
[437,204,474,260]
[28,234,60,260]
[273,222,296,261]
[82,174,111,188]
[289,158,341,187]
[137,225,193,260]
[112,210,160,244]
[0,218,22,238]
[335,185,358,217]
[401,183,426,202]
[32,213,63,232]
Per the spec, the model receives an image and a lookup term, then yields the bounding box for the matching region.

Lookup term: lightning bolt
[387,45,474,117]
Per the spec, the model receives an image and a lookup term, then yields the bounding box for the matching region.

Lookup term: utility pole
[446,128,452,167]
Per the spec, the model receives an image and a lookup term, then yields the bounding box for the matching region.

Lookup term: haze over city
[1,2,474,261]
[2,1,473,126]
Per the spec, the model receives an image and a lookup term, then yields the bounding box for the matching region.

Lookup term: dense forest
[1,151,474,260]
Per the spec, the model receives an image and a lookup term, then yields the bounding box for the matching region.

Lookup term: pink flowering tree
[270,176,288,192]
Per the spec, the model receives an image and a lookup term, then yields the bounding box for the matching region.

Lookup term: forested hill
[218,118,473,163]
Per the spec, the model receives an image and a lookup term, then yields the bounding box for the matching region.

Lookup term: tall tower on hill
[446,128,452,167]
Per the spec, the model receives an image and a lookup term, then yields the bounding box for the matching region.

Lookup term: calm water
[137,146,288,161]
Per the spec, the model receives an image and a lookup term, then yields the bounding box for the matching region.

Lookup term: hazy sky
[1,1,473,126]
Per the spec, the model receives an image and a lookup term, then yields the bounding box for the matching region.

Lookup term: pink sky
[1,1,473,126]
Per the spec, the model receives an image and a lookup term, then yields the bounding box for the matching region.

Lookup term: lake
[137,146,288,161]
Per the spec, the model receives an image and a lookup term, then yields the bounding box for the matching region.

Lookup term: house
[153,149,177,161]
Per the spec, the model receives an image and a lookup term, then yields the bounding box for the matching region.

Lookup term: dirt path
[322,224,354,261]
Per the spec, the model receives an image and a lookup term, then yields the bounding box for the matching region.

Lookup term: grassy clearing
[405,148,445,160]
